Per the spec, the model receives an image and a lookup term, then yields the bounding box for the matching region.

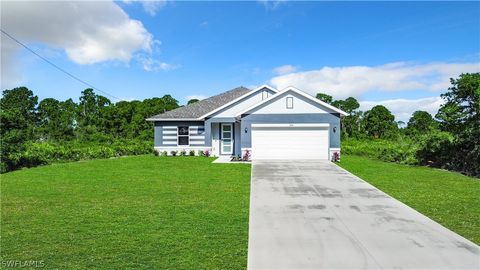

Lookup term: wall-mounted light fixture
[244,127,248,133]
[333,126,337,133]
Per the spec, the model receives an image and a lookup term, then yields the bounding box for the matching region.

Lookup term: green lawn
[338,155,480,244]
[1,156,251,269]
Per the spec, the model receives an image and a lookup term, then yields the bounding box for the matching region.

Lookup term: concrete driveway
[247,160,480,269]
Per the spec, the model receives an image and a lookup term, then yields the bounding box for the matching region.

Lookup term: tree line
[1,73,478,176]
[0,88,179,172]
[315,73,479,177]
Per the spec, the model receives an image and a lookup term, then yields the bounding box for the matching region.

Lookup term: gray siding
[154,121,206,147]
[240,113,341,148]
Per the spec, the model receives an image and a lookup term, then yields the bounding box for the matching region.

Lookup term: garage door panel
[252,126,329,160]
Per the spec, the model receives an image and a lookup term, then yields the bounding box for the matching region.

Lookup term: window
[262,91,269,100]
[178,126,189,145]
[286,97,294,109]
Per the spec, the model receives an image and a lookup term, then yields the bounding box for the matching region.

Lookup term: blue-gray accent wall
[240,113,341,148]
[154,121,206,147]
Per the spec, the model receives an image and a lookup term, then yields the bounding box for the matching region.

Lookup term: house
[146,85,348,160]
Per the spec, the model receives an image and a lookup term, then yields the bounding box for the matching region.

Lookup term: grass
[1,156,251,269]
[337,155,480,245]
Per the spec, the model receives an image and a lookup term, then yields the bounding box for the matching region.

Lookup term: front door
[221,123,233,155]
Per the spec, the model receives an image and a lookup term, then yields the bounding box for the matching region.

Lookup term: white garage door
[251,124,329,160]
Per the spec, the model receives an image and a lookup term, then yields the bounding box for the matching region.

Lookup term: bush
[170,150,178,156]
[161,151,168,157]
[189,150,195,156]
[342,138,418,165]
[179,150,187,156]
[197,150,205,156]
[2,140,154,171]
[416,131,454,168]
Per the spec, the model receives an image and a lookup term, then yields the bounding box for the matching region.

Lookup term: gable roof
[198,85,278,119]
[235,86,349,117]
[146,86,251,121]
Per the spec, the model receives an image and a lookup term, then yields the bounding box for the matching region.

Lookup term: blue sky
[1,1,479,121]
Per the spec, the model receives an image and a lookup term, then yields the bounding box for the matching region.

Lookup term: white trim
[235,86,349,117]
[177,126,190,146]
[189,135,205,140]
[189,142,205,145]
[220,123,233,155]
[198,85,278,119]
[162,130,177,135]
[162,135,177,140]
[163,126,177,129]
[252,123,330,128]
[146,118,200,121]
[155,146,208,149]
[163,141,177,145]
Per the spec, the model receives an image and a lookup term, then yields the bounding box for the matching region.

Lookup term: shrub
[189,150,195,156]
[342,138,418,165]
[197,150,205,156]
[161,151,168,157]
[204,150,210,157]
[179,149,187,156]
[170,150,178,156]
[416,131,453,168]
[2,140,155,171]
[153,149,159,156]
[230,155,242,161]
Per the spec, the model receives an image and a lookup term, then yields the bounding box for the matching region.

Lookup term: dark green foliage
[406,111,438,135]
[363,105,397,138]
[37,98,77,141]
[16,140,153,168]
[187,98,199,104]
[342,138,418,165]
[431,73,480,176]
[315,93,333,104]
[1,87,179,172]
[0,87,38,172]
[416,131,454,167]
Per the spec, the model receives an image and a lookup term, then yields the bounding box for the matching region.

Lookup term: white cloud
[273,64,297,75]
[137,55,176,71]
[270,61,480,99]
[123,0,167,16]
[186,95,207,101]
[359,96,444,123]
[1,1,169,89]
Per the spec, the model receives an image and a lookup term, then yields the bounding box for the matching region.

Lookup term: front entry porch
[209,121,241,157]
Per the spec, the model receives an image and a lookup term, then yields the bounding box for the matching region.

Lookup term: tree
[315,93,333,104]
[363,105,397,138]
[406,111,437,134]
[0,87,38,172]
[77,89,111,140]
[433,73,480,176]
[38,98,77,141]
[331,97,361,137]
[187,99,199,105]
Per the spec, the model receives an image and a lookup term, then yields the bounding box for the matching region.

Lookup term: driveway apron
[247,160,480,269]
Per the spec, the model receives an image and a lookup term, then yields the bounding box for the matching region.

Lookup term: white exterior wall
[211,123,220,157]
[246,92,336,115]
[212,90,272,118]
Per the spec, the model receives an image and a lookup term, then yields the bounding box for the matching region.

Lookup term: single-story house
[146,85,348,160]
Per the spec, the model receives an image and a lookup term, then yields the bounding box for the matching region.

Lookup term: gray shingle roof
[147,86,251,120]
